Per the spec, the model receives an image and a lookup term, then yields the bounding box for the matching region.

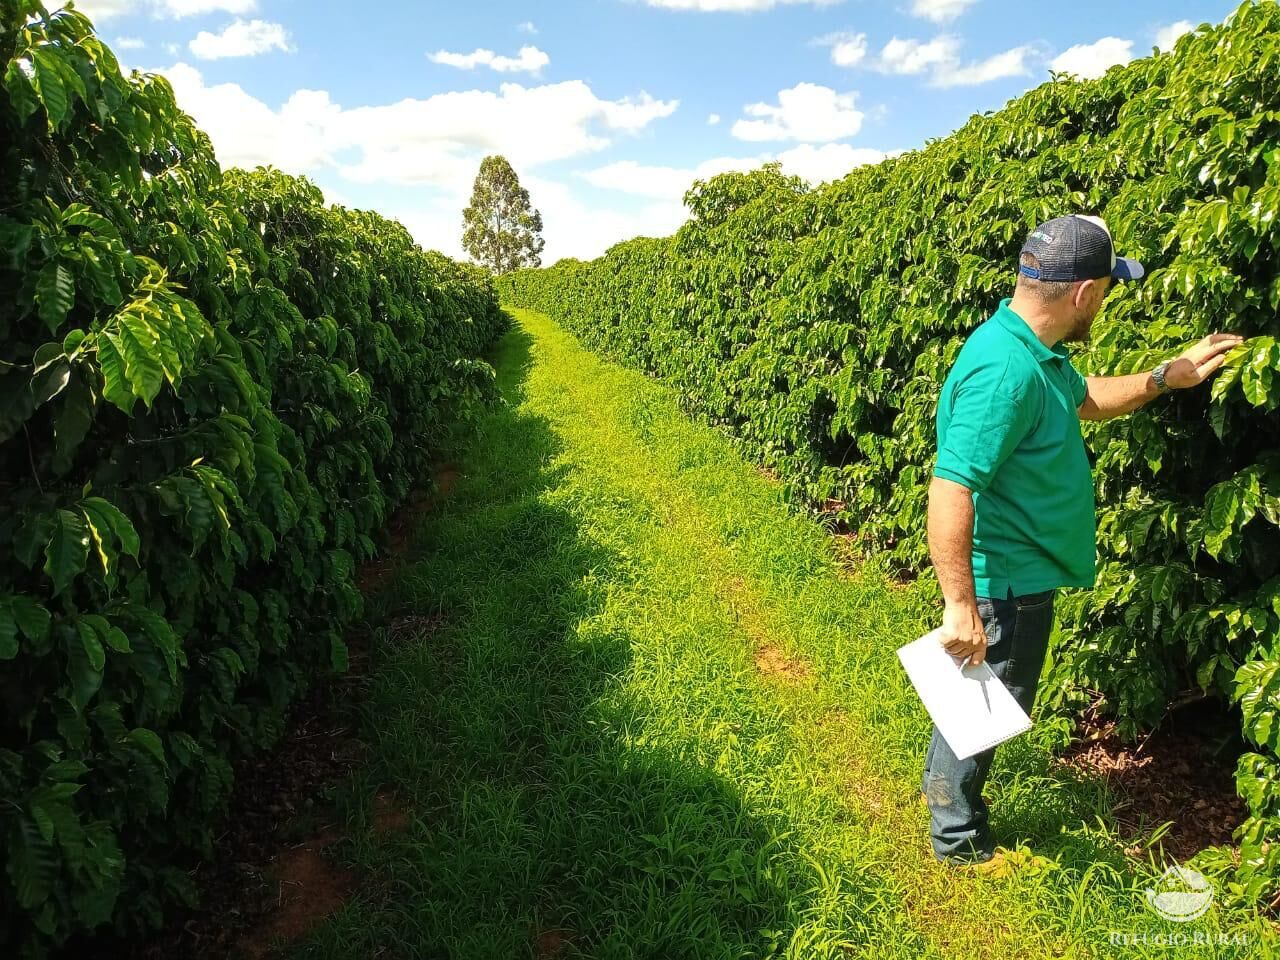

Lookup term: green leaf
[0,371,36,445]
[11,595,51,644]
[63,329,87,355]
[51,369,95,474]
[80,504,117,586]
[96,332,135,413]
[35,261,75,332]
[124,604,181,680]
[3,57,39,124]
[10,818,57,909]
[118,313,165,406]
[43,759,89,782]
[0,601,16,660]
[330,634,349,672]
[30,357,70,407]
[61,204,117,237]
[75,619,106,672]
[14,512,56,570]
[29,48,69,130]
[44,509,90,596]
[80,497,140,559]
[127,728,167,768]
[102,626,131,653]
[65,623,103,711]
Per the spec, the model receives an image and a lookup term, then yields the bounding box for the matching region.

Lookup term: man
[921,214,1243,867]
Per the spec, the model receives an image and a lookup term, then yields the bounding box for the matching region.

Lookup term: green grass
[292,308,1275,959]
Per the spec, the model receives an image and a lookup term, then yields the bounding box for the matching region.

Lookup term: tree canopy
[462,155,545,274]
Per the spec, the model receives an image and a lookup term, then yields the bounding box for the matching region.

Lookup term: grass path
[294,309,1273,960]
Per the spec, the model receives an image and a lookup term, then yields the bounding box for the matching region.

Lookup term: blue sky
[71,0,1237,264]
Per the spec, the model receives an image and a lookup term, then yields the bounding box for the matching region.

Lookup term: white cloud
[598,92,682,131]
[159,0,256,16]
[580,143,893,200]
[153,63,681,263]
[158,63,336,170]
[60,0,133,18]
[313,182,355,209]
[1155,20,1194,52]
[189,19,291,59]
[517,20,538,34]
[910,0,977,23]
[873,34,1037,86]
[581,157,753,198]
[931,44,1035,87]
[1049,36,1133,79]
[156,62,677,189]
[708,112,721,124]
[732,82,863,143]
[814,30,868,67]
[69,0,257,17]
[429,45,549,74]
[115,36,146,49]
[642,0,840,10]
[877,35,961,75]
[775,141,894,181]
[526,174,687,262]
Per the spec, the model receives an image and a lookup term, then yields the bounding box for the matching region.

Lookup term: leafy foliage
[0,2,506,953]
[499,2,1280,907]
[462,154,545,274]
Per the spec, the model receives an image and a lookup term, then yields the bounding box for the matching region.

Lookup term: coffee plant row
[1,3,506,954]
[500,0,1280,909]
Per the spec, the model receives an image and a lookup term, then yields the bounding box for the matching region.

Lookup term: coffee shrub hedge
[499,1,1280,908]
[1,3,506,953]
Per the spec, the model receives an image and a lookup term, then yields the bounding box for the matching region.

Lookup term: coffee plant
[500,1,1280,908]
[0,2,505,954]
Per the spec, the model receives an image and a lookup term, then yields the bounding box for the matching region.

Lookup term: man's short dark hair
[1015,252,1075,303]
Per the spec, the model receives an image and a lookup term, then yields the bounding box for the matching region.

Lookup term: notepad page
[897,628,1032,761]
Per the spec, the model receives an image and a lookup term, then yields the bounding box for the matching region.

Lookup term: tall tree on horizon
[462,155,545,274]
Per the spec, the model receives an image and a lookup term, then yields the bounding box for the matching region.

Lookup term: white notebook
[897,627,1032,760]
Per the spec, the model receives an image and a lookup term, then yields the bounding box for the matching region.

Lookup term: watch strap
[1152,360,1172,392]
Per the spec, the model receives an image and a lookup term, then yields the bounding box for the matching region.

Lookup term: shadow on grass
[988,735,1135,871]
[294,325,868,960]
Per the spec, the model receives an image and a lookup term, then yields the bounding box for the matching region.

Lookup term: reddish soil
[90,469,454,960]
[1054,697,1248,862]
[532,927,574,959]
[754,642,812,683]
[356,466,461,593]
[109,663,370,959]
[371,789,412,835]
[235,832,356,960]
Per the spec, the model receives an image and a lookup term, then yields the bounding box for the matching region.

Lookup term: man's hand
[1165,333,1245,389]
[1080,332,1246,420]
[938,600,988,668]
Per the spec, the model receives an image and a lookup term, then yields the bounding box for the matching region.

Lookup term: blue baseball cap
[1019,214,1145,282]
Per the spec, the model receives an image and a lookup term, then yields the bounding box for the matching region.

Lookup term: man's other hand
[939,600,988,667]
[1167,333,1245,389]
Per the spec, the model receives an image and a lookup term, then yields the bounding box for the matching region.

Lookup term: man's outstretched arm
[1078,333,1244,421]
[927,475,989,668]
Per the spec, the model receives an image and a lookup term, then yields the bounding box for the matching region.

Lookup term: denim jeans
[921,586,1056,863]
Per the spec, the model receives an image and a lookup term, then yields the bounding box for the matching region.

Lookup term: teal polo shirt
[932,297,1096,598]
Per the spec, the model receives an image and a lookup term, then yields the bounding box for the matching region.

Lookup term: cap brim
[1112,256,1144,280]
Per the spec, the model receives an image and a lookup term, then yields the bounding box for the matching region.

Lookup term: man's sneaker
[950,846,1049,878]
[966,848,1009,874]
[938,846,1000,869]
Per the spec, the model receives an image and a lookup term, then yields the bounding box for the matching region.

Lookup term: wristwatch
[1152,360,1173,393]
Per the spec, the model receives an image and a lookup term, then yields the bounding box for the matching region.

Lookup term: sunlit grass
[291,309,1273,959]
